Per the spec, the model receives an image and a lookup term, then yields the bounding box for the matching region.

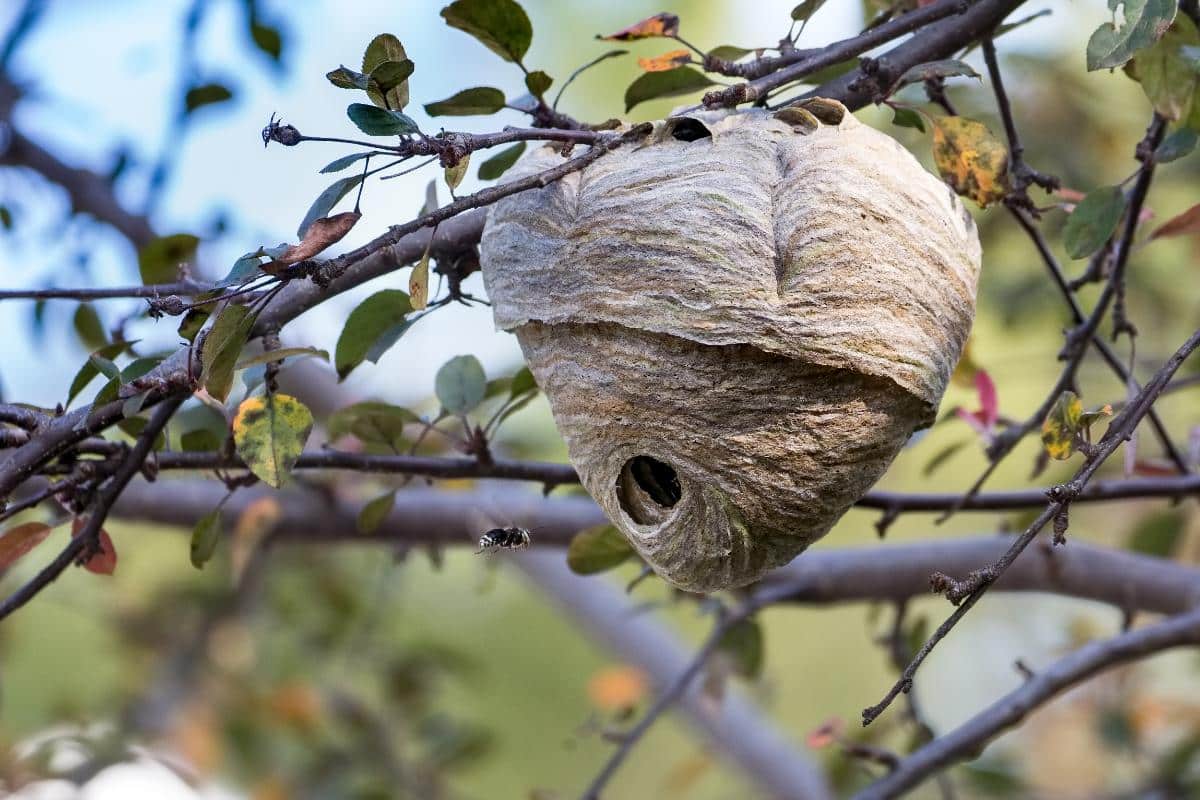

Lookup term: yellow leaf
[931,116,1010,207]
[409,244,431,310]
[637,48,691,72]
[1041,390,1083,460]
[232,394,313,488]
[599,12,679,41]
[587,665,648,712]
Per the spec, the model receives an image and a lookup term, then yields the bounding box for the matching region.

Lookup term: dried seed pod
[480,104,981,592]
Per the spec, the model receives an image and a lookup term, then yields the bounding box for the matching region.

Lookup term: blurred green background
[1,0,1198,798]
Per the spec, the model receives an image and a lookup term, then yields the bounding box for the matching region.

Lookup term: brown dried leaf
[931,116,1009,207]
[1149,202,1200,240]
[72,517,117,575]
[599,12,680,41]
[637,48,691,72]
[0,522,52,569]
[268,211,361,271]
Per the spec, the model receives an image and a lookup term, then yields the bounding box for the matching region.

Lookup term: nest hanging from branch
[480,103,981,592]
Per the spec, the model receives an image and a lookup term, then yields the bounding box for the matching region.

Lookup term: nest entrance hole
[617,455,682,526]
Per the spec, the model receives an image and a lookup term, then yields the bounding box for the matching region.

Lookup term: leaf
[327,65,370,90]
[362,34,411,109]
[1131,15,1200,121]
[1042,390,1083,460]
[510,365,537,398]
[525,70,552,98]
[298,175,364,239]
[637,49,692,73]
[327,401,419,448]
[891,106,926,132]
[566,524,633,574]
[895,59,981,88]
[599,12,680,40]
[320,152,373,174]
[220,252,266,287]
[273,211,361,266]
[232,394,314,488]
[334,290,414,380]
[1126,510,1183,557]
[67,342,129,406]
[409,244,432,310]
[235,347,329,369]
[250,22,283,61]
[177,308,209,344]
[358,491,396,534]
[139,233,200,285]
[445,153,470,192]
[922,439,969,476]
[716,618,764,679]
[1155,127,1198,162]
[1062,185,1126,258]
[72,304,107,351]
[184,82,234,113]
[346,103,420,136]
[931,117,1009,207]
[477,142,525,180]
[72,518,117,575]
[791,0,828,23]
[624,66,716,113]
[805,717,845,749]
[440,0,533,64]
[424,86,507,116]
[435,354,487,414]
[201,304,255,402]
[190,508,223,568]
[1149,202,1200,240]
[586,665,648,712]
[1087,0,1177,70]
[181,429,222,451]
[0,522,52,569]
[369,59,415,111]
[707,45,752,61]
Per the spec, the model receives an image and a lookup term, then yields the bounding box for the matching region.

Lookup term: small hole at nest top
[670,118,712,142]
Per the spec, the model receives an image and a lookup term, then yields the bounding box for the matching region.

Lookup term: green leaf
[1041,390,1083,460]
[525,70,552,98]
[235,347,328,370]
[347,103,420,136]
[298,175,364,238]
[477,142,525,180]
[327,65,370,90]
[891,106,926,132]
[181,429,222,452]
[0,205,13,231]
[232,393,314,488]
[440,0,533,64]
[1127,510,1184,557]
[201,304,255,402]
[320,152,373,174]
[566,524,633,574]
[139,233,200,284]
[1086,0,1177,71]
[370,60,414,108]
[358,490,396,534]
[791,0,828,23]
[67,342,129,406]
[219,252,266,287]
[1063,185,1127,259]
[362,34,411,109]
[717,618,764,679]
[365,319,418,364]
[250,22,283,61]
[73,303,107,350]
[922,439,969,476]
[509,365,537,398]
[190,508,223,568]
[89,353,121,381]
[707,45,751,61]
[424,86,507,116]
[327,401,418,448]
[184,82,233,113]
[623,66,716,113]
[177,308,209,344]
[334,290,414,380]
[896,59,981,88]
[435,354,487,415]
[1156,127,1198,162]
[1131,15,1200,121]
[445,153,470,192]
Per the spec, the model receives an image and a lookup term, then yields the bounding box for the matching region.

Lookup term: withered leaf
[600,12,680,41]
[638,49,691,72]
[267,211,361,271]
[931,116,1009,207]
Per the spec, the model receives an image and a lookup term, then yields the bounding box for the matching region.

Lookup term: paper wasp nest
[480,103,981,592]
